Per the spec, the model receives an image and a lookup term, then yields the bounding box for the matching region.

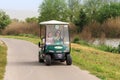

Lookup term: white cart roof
[40,20,69,25]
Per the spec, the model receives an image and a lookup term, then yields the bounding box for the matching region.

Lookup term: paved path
[0,38,100,80]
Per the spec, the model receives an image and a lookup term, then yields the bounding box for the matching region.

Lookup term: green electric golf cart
[38,20,72,65]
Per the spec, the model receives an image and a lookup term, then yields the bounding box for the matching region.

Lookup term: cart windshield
[46,25,70,46]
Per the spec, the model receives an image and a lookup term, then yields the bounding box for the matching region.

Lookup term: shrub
[82,17,120,38]
[2,21,40,36]
[118,44,120,53]
[78,40,90,46]
[73,36,80,43]
[80,26,92,41]
[18,34,37,38]
[96,44,119,53]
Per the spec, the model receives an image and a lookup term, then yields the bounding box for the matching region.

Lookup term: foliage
[78,40,90,46]
[95,44,119,53]
[83,0,104,21]
[2,21,39,36]
[0,42,7,80]
[0,10,11,30]
[67,0,81,22]
[96,2,120,23]
[25,17,38,23]
[38,0,120,37]
[81,17,120,38]
[38,0,68,22]
[118,43,120,53]
[18,34,38,38]
[73,36,90,46]
[73,37,120,54]
[74,9,88,32]
[72,43,120,80]
[11,18,19,22]
[73,36,80,43]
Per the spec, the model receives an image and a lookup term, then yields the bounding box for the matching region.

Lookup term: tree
[0,10,11,30]
[25,17,38,23]
[12,18,19,22]
[96,2,120,23]
[83,0,120,22]
[38,0,68,22]
[83,0,104,21]
[75,9,88,33]
[67,0,81,22]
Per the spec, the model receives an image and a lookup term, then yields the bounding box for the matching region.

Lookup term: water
[92,39,120,48]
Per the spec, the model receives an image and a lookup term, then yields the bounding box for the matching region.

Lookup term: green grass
[0,42,7,80]
[0,35,40,44]
[74,40,120,54]
[72,43,120,80]
[1,35,120,80]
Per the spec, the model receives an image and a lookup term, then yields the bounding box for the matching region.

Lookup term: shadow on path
[8,61,67,67]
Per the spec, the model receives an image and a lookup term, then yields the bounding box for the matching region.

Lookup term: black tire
[38,54,44,63]
[66,54,72,65]
[45,55,51,65]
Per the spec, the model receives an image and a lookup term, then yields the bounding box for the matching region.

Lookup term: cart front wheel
[45,55,51,65]
[66,54,72,65]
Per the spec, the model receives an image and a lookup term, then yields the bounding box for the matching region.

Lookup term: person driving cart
[54,30,63,44]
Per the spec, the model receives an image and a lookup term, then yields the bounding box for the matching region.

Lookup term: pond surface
[92,39,120,48]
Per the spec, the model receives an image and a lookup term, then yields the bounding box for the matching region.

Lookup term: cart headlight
[64,48,69,52]
[54,46,63,49]
[64,50,69,52]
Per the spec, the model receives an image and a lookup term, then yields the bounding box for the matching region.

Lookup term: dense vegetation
[0,10,11,33]
[0,41,7,80]
[38,0,120,39]
[0,0,120,39]
[2,21,39,36]
[73,38,120,54]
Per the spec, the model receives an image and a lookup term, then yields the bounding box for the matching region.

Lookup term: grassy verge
[0,41,7,80]
[74,40,120,54]
[0,35,40,44]
[1,35,120,80]
[72,43,120,80]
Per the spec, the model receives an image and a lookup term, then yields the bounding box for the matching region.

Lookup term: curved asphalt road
[0,38,100,80]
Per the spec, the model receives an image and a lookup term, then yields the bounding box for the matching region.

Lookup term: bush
[73,36,90,46]
[96,44,119,53]
[78,40,90,46]
[2,21,40,36]
[118,44,120,53]
[97,45,112,52]
[73,36,80,43]
[80,26,92,41]
[82,17,120,38]
[18,34,37,38]
[96,2,120,23]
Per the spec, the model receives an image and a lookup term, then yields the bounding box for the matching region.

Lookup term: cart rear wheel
[66,54,72,65]
[45,55,51,65]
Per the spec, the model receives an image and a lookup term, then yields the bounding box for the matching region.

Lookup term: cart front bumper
[53,53,65,60]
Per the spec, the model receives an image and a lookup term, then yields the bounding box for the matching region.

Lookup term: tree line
[38,0,120,33]
[1,0,120,38]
